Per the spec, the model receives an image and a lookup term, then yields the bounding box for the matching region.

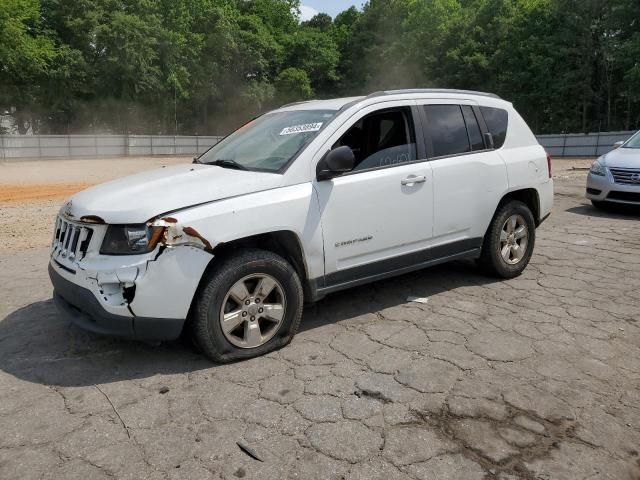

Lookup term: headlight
[589,161,606,176]
[100,225,164,255]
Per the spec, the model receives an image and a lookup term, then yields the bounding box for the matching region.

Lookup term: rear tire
[479,200,536,278]
[190,249,303,363]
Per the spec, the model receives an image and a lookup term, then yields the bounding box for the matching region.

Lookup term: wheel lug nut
[255,298,260,303]
[250,316,255,321]
[242,312,247,317]
[245,300,250,305]
[258,308,263,313]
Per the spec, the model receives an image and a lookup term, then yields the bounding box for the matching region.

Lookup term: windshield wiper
[208,159,249,171]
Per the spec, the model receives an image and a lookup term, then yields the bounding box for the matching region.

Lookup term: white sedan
[587,131,640,208]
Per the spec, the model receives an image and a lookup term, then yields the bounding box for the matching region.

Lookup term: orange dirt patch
[0,184,93,203]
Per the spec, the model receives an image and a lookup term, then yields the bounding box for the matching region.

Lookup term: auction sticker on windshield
[280,123,323,135]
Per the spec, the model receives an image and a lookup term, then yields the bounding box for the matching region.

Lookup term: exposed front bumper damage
[50,219,214,341]
[50,264,184,340]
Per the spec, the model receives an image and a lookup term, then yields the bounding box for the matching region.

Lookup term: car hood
[63,163,283,224]
[600,147,640,168]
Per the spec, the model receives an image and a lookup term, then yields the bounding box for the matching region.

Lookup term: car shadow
[567,203,640,218]
[0,299,214,388]
[0,260,498,388]
[298,260,497,334]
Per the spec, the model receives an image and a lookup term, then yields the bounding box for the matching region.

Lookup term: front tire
[479,200,536,278]
[190,249,303,363]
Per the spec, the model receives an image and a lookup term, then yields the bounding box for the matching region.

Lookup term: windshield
[622,130,640,149]
[199,110,337,172]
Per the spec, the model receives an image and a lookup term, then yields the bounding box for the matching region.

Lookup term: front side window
[424,105,470,157]
[199,110,337,172]
[333,108,417,172]
[480,106,509,149]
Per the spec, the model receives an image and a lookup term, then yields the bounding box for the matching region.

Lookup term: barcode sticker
[280,123,323,135]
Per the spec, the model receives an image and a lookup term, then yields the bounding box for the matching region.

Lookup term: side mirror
[613,141,624,149]
[316,146,355,181]
[483,132,495,149]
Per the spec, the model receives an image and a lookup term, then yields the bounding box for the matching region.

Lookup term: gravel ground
[1,156,639,479]
[0,157,188,252]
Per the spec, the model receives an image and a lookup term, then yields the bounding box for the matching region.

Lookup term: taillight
[546,152,552,178]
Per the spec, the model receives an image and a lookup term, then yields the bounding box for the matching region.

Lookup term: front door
[313,103,434,289]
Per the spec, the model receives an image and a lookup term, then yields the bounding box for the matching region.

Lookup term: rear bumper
[537,179,554,222]
[49,263,184,341]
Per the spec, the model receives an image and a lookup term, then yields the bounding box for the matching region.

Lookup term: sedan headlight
[100,225,164,255]
[589,160,606,176]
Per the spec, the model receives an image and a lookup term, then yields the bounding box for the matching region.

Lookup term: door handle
[401,175,427,186]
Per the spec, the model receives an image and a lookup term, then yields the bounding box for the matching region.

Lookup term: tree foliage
[1,0,639,134]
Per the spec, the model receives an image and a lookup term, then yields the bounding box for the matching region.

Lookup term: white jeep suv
[49,89,553,362]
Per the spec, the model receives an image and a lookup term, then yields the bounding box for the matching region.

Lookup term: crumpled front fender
[129,246,212,319]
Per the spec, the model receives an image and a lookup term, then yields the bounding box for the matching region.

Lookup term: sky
[299,1,362,20]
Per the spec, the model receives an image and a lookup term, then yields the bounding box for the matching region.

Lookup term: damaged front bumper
[50,263,184,340]
[49,219,213,340]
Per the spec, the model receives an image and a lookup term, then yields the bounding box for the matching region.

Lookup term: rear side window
[461,106,485,151]
[423,105,470,157]
[480,107,509,149]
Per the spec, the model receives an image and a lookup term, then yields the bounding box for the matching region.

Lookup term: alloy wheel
[219,274,286,349]
[499,214,529,265]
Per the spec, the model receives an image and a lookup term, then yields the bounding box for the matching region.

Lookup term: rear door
[419,101,508,248]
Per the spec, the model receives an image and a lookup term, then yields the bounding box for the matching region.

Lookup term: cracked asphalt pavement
[1,158,639,479]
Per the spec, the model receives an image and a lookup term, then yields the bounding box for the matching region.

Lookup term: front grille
[609,167,640,185]
[51,216,94,261]
[607,191,640,203]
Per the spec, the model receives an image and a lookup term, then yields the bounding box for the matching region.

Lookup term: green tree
[611,0,640,129]
[302,12,332,31]
[0,0,54,133]
[285,27,340,94]
[337,0,415,93]
[274,67,313,104]
[3,0,640,135]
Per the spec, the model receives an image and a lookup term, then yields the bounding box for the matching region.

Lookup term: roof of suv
[277,89,505,112]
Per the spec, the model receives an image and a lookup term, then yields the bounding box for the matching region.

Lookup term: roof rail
[279,100,312,108]
[367,88,501,99]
